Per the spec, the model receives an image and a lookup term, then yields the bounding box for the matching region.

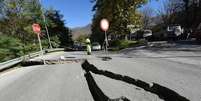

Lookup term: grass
[109,40,146,51]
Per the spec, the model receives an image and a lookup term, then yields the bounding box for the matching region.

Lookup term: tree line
[151,0,201,33]
[90,0,148,44]
[90,0,201,43]
[0,0,72,62]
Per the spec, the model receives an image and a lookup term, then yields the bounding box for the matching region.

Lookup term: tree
[91,0,147,44]
[156,0,201,28]
[0,0,72,61]
[0,0,42,41]
[141,6,154,29]
[156,0,184,27]
[183,0,201,28]
[45,9,73,47]
[76,34,89,43]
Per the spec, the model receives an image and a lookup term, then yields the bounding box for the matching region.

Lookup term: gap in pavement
[20,59,84,67]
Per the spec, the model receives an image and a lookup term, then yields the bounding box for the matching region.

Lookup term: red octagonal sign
[100,19,109,31]
[32,23,41,34]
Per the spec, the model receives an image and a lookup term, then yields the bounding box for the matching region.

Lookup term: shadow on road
[82,60,190,101]
[96,56,112,61]
[124,55,201,59]
[174,40,201,45]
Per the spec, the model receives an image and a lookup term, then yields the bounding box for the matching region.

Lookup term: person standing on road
[85,38,91,55]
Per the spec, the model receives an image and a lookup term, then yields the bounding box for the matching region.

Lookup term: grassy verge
[109,40,147,51]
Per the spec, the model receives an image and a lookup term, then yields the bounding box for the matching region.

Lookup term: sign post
[32,23,46,64]
[100,19,109,54]
[39,0,52,49]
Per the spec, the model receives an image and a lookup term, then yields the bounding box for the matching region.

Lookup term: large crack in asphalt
[81,60,190,101]
[84,71,130,101]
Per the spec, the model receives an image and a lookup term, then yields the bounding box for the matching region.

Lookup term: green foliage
[0,0,72,62]
[23,43,39,54]
[0,0,43,62]
[76,34,89,43]
[0,0,42,42]
[0,35,23,62]
[45,9,73,47]
[110,40,138,50]
[41,36,60,48]
[50,36,60,48]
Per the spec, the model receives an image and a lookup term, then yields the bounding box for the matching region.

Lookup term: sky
[42,0,166,28]
[42,0,94,28]
[140,0,167,15]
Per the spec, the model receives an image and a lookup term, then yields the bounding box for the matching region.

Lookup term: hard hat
[86,38,90,43]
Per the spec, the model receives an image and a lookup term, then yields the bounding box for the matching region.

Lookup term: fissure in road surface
[20,59,83,67]
[84,71,130,101]
[81,60,189,101]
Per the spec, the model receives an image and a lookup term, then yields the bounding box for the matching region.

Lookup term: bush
[0,35,41,62]
[24,43,39,54]
[41,36,61,48]
[137,39,148,46]
[0,36,23,62]
[109,40,138,50]
[110,40,121,47]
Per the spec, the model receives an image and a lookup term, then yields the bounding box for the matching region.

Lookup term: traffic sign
[32,23,41,34]
[100,19,109,31]
[32,23,45,64]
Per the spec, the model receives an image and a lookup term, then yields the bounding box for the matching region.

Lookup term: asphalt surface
[90,50,201,101]
[0,49,200,101]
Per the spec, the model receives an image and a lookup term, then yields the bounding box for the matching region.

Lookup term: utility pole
[39,0,53,49]
[104,31,108,54]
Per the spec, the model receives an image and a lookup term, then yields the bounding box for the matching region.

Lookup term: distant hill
[72,24,91,40]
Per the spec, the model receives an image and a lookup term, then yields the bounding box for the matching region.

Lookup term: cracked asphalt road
[0,50,200,101]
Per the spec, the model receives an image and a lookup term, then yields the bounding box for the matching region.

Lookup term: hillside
[72,24,92,40]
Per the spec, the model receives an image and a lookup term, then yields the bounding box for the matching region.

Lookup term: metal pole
[37,34,46,64]
[105,31,108,54]
[42,14,52,49]
[40,0,53,49]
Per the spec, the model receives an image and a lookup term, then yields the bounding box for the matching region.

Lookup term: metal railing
[0,48,64,71]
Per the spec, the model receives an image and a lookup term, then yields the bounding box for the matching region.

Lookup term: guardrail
[0,57,23,71]
[0,48,64,71]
